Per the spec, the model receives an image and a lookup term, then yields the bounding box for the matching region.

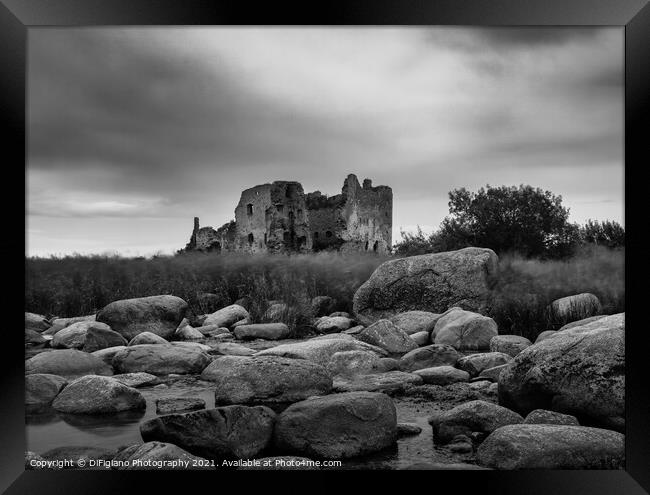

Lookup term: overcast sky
[27,27,623,257]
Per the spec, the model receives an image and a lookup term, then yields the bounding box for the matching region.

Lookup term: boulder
[558,315,607,332]
[534,330,557,343]
[25,349,113,378]
[25,374,67,408]
[273,392,397,459]
[316,316,353,334]
[327,350,380,377]
[170,341,211,352]
[399,344,460,372]
[498,313,624,431]
[234,323,290,341]
[524,409,579,426]
[201,356,332,405]
[156,397,206,415]
[203,304,249,328]
[476,424,624,469]
[389,311,440,335]
[213,342,256,356]
[477,364,510,382]
[332,371,423,393]
[373,357,400,372]
[432,309,498,351]
[96,295,188,340]
[112,442,211,469]
[52,375,145,414]
[457,352,512,377]
[489,335,531,357]
[356,319,418,354]
[397,423,423,436]
[112,372,158,388]
[82,325,128,352]
[51,321,114,350]
[140,405,276,459]
[549,293,602,325]
[264,303,288,322]
[112,344,212,375]
[128,332,169,346]
[25,312,51,332]
[25,328,47,345]
[175,325,204,340]
[231,318,251,328]
[410,331,430,346]
[46,315,95,335]
[311,296,337,317]
[353,247,498,324]
[92,346,127,365]
[256,338,387,367]
[428,400,524,443]
[413,366,470,385]
[195,325,231,336]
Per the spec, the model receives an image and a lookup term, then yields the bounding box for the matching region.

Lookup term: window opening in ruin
[373,241,379,252]
[326,231,333,238]
[298,236,306,246]
[246,204,253,216]
[365,241,369,251]
[314,232,319,239]
[264,233,267,245]
[248,233,254,244]
[277,204,284,213]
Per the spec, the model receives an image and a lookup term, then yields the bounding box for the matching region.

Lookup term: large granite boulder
[457,352,512,377]
[327,350,380,377]
[140,405,276,459]
[432,308,498,351]
[557,315,607,332]
[45,315,95,335]
[52,375,145,414]
[498,313,624,431]
[332,371,423,393]
[428,400,524,443]
[201,356,332,405]
[25,312,51,332]
[413,366,470,385]
[25,349,113,378]
[399,344,460,372]
[255,338,387,367]
[203,304,249,328]
[353,247,498,324]
[389,311,441,335]
[128,331,168,346]
[316,316,354,334]
[96,295,188,340]
[476,424,624,469]
[356,319,418,354]
[489,335,531,357]
[524,409,579,426]
[273,392,397,458]
[51,321,114,350]
[112,372,158,388]
[112,442,211,469]
[92,346,127,365]
[549,293,602,325]
[112,344,212,375]
[25,374,67,408]
[83,325,128,352]
[233,323,290,341]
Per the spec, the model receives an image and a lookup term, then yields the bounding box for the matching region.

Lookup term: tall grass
[486,245,624,340]
[25,246,624,341]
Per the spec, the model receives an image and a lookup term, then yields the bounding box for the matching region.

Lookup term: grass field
[25,245,624,341]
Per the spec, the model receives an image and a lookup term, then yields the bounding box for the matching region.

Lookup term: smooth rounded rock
[414,366,470,385]
[233,323,290,341]
[25,374,67,408]
[356,319,418,354]
[25,349,113,378]
[489,335,531,357]
[389,311,441,335]
[52,375,145,414]
[203,304,249,328]
[433,309,498,351]
[112,344,212,375]
[399,344,460,372]
[457,352,512,377]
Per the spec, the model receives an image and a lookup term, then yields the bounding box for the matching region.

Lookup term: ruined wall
[183,174,391,255]
[340,175,393,254]
[234,181,312,253]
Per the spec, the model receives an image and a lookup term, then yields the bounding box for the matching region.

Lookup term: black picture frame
[2,0,647,492]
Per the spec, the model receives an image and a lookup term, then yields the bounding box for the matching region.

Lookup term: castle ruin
[184,174,392,254]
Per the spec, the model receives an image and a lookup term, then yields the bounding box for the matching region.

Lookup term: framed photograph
[3,0,647,492]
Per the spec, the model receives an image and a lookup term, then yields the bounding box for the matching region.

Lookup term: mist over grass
[25,246,623,341]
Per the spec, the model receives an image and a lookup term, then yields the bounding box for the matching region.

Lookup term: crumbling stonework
[183,174,392,254]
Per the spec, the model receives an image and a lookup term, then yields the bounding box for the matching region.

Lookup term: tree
[580,219,625,248]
